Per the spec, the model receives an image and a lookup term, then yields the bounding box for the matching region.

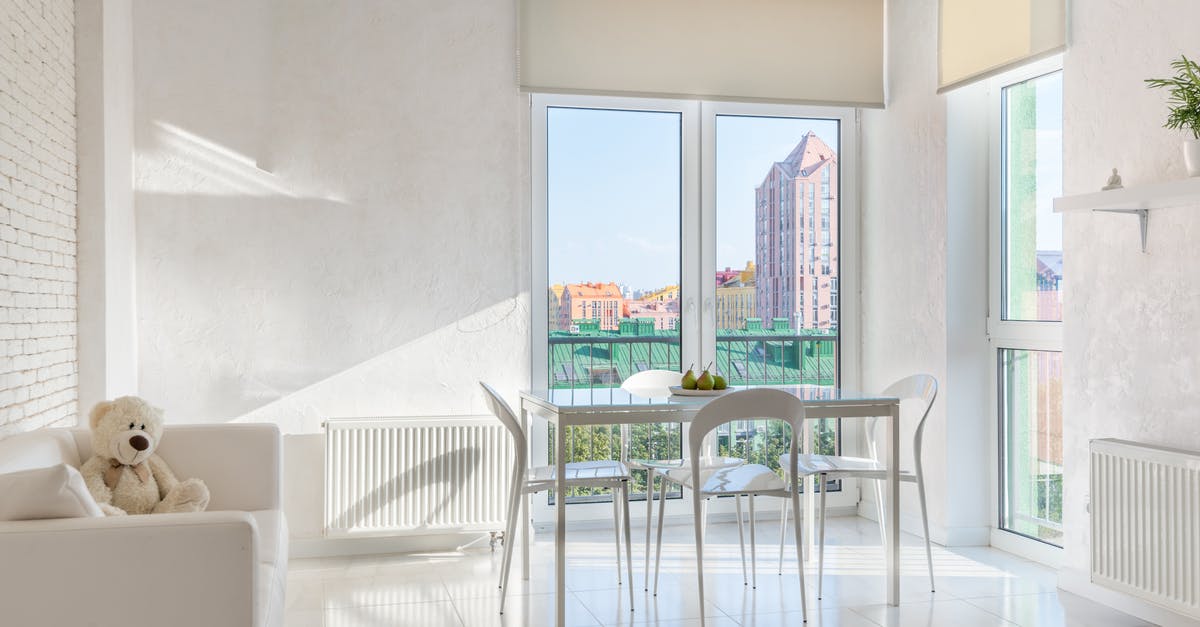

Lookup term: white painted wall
[131,0,528,545]
[0,0,78,438]
[76,0,139,417]
[859,0,993,546]
[1058,0,1200,620]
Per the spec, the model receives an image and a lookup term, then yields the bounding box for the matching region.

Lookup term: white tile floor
[285,516,1153,627]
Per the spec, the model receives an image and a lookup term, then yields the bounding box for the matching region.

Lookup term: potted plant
[1146,54,1200,176]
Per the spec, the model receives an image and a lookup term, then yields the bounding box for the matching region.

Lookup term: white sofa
[0,424,287,627]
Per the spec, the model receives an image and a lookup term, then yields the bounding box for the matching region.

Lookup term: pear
[696,360,710,389]
[681,363,698,390]
[712,374,727,390]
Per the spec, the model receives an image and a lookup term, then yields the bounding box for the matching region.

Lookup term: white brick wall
[0,0,77,437]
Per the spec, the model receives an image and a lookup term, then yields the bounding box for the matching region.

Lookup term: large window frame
[530,94,862,525]
[986,56,1064,566]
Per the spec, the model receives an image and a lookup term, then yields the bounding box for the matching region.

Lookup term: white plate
[669,386,729,397]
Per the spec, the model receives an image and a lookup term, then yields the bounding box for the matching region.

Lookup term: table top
[520,385,899,424]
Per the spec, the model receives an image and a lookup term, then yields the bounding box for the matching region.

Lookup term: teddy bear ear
[89,400,114,429]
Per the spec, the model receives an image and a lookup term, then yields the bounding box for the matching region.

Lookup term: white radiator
[324,416,513,537]
[1090,438,1200,618]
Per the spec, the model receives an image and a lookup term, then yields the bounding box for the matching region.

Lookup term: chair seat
[779,453,916,481]
[637,456,743,482]
[663,462,786,495]
[526,460,630,490]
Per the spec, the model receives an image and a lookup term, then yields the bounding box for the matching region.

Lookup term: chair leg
[692,492,707,620]
[778,496,789,575]
[644,468,655,591]
[621,483,634,611]
[917,475,935,592]
[818,474,827,599]
[499,472,521,589]
[653,479,668,596]
[790,491,809,623]
[700,496,709,545]
[522,491,531,581]
[748,494,758,589]
[613,488,623,585]
[873,479,886,547]
[498,483,522,614]
[735,494,748,585]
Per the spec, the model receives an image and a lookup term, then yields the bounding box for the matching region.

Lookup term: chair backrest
[620,369,680,398]
[688,388,806,492]
[865,374,938,472]
[479,382,528,469]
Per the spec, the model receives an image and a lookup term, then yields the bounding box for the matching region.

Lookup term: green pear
[681,363,698,390]
[712,374,727,390]
[696,370,714,391]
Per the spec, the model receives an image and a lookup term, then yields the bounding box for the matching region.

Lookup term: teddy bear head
[88,396,166,466]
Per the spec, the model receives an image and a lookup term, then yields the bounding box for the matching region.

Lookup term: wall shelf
[1052,177,1200,252]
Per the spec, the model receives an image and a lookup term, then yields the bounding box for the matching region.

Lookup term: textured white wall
[131,0,529,433]
[859,0,959,541]
[0,0,77,438]
[1060,0,1200,595]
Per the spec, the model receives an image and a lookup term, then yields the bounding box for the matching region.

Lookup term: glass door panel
[999,349,1063,545]
[545,106,684,503]
[712,113,841,483]
[1002,72,1063,322]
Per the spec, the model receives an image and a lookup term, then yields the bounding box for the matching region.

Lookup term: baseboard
[292,506,863,559]
[855,501,988,547]
[1058,567,1199,627]
[291,532,497,559]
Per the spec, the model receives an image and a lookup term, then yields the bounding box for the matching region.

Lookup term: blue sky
[547,107,838,291]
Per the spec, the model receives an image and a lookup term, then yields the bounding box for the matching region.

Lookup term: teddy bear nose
[129,435,150,451]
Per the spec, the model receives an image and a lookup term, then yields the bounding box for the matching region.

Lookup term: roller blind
[938,0,1065,92]
[518,0,884,107]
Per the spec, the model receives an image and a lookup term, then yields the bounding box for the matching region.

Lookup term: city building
[623,299,679,331]
[716,261,756,331]
[558,282,624,331]
[754,132,839,331]
[548,284,564,331]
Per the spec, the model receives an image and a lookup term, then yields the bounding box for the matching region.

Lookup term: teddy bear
[79,396,211,516]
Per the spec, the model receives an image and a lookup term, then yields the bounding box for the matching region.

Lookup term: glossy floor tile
[285,516,1151,626]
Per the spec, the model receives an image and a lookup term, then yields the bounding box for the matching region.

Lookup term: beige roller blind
[939,0,1065,92]
[519,0,884,107]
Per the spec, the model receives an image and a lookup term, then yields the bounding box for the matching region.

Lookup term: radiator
[324,416,513,537]
[1090,438,1200,618]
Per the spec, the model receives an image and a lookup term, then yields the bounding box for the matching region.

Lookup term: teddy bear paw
[156,478,211,514]
[99,503,127,516]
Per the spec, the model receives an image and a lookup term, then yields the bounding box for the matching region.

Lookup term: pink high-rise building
[755,132,839,331]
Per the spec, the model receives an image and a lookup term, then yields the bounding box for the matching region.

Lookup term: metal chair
[618,370,745,590]
[776,374,939,597]
[479,382,635,614]
[658,388,810,622]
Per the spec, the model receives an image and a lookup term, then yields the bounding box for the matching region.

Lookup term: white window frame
[985,55,1064,566]
[530,94,863,526]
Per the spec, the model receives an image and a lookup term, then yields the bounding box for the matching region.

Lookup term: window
[989,63,1063,550]
[533,95,861,518]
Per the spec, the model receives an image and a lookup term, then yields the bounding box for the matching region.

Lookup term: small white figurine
[1102,167,1123,190]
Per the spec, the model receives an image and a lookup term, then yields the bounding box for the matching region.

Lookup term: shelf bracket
[1093,208,1149,253]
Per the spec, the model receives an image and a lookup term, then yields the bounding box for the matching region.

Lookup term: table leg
[521,407,532,580]
[555,422,567,625]
[644,467,655,591]
[886,403,900,606]
[804,419,814,562]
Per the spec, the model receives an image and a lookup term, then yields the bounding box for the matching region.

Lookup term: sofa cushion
[0,429,81,474]
[0,464,104,521]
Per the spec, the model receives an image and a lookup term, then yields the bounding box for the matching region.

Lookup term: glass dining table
[519,385,902,626]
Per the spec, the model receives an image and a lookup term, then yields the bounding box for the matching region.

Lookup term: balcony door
[531,95,859,523]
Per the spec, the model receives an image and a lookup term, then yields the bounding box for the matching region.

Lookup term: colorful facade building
[623,299,679,331]
[755,132,839,331]
[548,284,564,332]
[716,261,756,331]
[558,282,624,331]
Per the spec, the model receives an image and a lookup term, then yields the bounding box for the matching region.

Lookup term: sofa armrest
[152,423,282,511]
[0,511,258,627]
